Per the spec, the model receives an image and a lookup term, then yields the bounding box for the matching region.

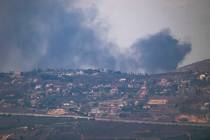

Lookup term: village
[0,68,210,124]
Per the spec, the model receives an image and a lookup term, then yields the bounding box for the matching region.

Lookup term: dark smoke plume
[0,0,191,73]
[131,29,191,73]
[0,0,116,71]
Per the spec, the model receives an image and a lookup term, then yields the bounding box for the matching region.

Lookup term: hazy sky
[91,0,210,65]
[0,0,209,73]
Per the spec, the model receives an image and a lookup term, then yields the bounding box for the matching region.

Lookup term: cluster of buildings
[0,69,210,123]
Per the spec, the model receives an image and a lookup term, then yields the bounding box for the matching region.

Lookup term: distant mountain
[177,59,210,73]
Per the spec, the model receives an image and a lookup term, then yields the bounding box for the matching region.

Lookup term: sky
[93,0,210,64]
[0,0,209,73]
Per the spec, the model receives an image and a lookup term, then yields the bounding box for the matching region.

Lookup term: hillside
[0,64,210,140]
[177,59,210,73]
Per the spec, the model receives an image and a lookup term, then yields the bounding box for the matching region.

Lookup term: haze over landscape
[1,1,210,140]
[0,0,210,73]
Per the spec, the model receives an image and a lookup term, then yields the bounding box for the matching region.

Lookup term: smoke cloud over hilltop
[0,0,116,71]
[131,29,192,73]
[0,0,191,73]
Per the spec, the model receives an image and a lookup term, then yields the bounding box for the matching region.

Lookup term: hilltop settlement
[1,60,210,124]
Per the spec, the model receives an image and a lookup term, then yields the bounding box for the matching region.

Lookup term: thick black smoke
[0,0,191,73]
[131,29,191,73]
[0,0,116,71]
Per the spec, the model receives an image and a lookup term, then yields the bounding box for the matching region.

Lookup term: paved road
[0,112,92,119]
[95,118,210,127]
[1,112,210,127]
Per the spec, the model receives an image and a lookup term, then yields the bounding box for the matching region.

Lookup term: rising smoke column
[130,29,191,73]
[0,0,116,71]
[0,1,191,73]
